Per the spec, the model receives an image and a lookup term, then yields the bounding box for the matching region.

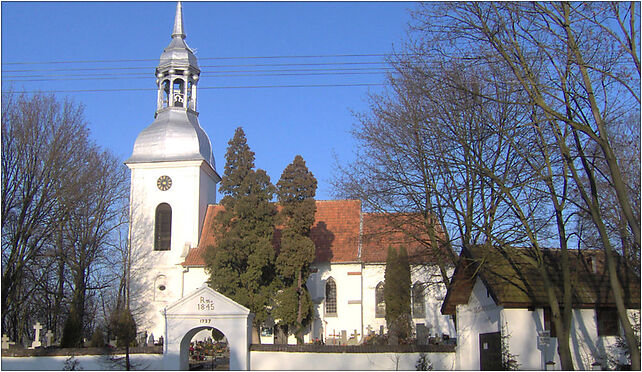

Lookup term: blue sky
[1,1,414,200]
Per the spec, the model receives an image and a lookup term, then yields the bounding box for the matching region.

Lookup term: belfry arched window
[375,282,385,318]
[172,78,184,107]
[187,81,193,109]
[412,282,426,318]
[162,80,170,108]
[325,278,337,316]
[154,203,172,251]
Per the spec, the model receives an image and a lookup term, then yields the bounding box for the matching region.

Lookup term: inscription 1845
[197,296,215,311]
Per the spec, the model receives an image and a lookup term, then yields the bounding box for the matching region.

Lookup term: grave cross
[45,330,54,347]
[1,334,15,350]
[328,329,339,345]
[350,329,360,339]
[365,325,374,336]
[30,322,43,349]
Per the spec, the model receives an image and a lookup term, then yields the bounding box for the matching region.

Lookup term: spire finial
[172,1,185,39]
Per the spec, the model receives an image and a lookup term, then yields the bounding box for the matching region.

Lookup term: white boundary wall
[1,354,164,370]
[250,350,456,370]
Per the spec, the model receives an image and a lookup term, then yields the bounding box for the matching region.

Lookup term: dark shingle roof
[441,245,640,315]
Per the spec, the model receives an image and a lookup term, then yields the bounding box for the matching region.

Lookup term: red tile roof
[361,213,450,264]
[183,200,449,266]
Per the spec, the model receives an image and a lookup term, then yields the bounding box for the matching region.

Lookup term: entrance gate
[162,285,253,370]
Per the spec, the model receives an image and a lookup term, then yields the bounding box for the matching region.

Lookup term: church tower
[125,2,220,336]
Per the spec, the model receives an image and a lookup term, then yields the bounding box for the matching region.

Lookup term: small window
[597,308,619,337]
[412,283,426,318]
[154,275,168,301]
[154,203,172,251]
[325,278,337,316]
[375,282,385,318]
[543,307,557,337]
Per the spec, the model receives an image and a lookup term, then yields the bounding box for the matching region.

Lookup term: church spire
[172,1,185,40]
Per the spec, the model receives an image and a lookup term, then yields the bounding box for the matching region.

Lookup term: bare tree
[2,92,129,346]
[409,3,640,368]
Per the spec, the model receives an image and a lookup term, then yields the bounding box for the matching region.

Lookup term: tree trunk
[296,270,304,345]
[125,344,130,370]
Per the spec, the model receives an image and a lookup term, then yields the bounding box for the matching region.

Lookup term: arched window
[154,203,172,251]
[325,278,337,316]
[187,81,193,109]
[162,80,170,107]
[172,78,184,107]
[375,282,385,318]
[412,282,426,318]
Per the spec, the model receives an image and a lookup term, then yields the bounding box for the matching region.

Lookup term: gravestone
[2,334,15,350]
[347,329,360,345]
[379,325,384,335]
[148,333,155,346]
[29,322,43,349]
[416,324,429,345]
[157,335,163,346]
[44,330,54,347]
[109,338,118,348]
[340,330,347,345]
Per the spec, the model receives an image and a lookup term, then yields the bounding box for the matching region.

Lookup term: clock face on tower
[157,175,172,191]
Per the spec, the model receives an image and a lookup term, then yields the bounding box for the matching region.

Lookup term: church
[125,2,455,347]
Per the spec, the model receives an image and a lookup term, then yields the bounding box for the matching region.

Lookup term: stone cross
[45,330,54,347]
[346,329,361,345]
[30,322,43,349]
[1,334,15,350]
[366,325,374,336]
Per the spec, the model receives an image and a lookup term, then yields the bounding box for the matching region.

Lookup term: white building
[126,2,455,347]
[441,245,640,370]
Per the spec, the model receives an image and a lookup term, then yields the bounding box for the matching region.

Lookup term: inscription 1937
[197,296,215,311]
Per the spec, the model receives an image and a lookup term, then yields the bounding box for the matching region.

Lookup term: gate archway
[162,285,253,370]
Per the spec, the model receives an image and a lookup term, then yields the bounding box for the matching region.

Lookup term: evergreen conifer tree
[205,127,277,343]
[384,246,412,344]
[273,155,317,344]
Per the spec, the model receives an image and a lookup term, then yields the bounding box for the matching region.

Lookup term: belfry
[125,1,220,340]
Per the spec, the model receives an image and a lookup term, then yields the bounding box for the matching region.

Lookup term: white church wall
[128,161,213,337]
[455,278,502,370]
[249,350,456,370]
[361,264,456,340]
[308,262,364,343]
[197,163,218,241]
[410,265,456,338]
[361,264,387,336]
[181,266,209,298]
